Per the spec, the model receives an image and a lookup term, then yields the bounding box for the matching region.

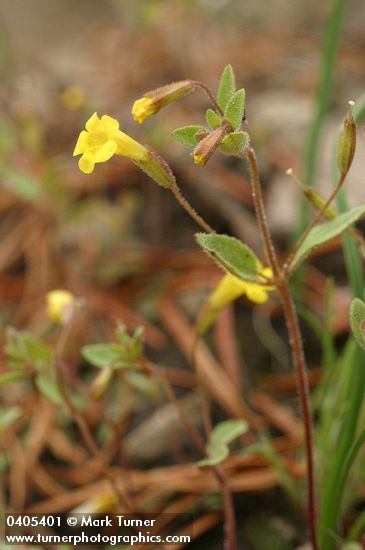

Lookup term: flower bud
[338,101,356,175]
[286,168,337,220]
[46,290,75,325]
[132,80,194,124]
[192,126,226,166]
[303,188,337,220]
[90,366,114,401]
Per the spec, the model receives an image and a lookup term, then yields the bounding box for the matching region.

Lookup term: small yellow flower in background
[61,85,86,111]
[197,267,274,335]
[132,80,194,124]
[46,290,75,325]
[73,112,149,174]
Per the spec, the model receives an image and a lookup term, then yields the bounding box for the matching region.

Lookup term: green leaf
[83,327,144,370]
[35,373,63,405]
[219,131,249,156]
[1,169,44,203]
[210,419,248,446]
[224,89,246,131]
[196,233,259,282]
[0,371,28,385]
[217,65,236,111]
[198,419,248,467]
[172,125,206,148]
[292,205,365,268]
[82,344,125,369]
[350,298,365,352]
[5,328,53,371]
[198,445,229,467]
[0,407,22,432]
[206,108,221,129]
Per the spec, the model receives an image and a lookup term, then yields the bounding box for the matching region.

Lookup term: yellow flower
[46,290,75,325]
[73,112,149,174]
[132,97,157,124]
[196,267,274,335]
[61,85,86,111]
[209,267,274,309]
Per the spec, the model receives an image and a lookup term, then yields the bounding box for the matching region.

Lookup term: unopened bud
[192,126,226,166]
[338,101,356,175]
[90,366,114,401]
[304,189,337,220]
[286,168,337,220]
[132,81,194,124]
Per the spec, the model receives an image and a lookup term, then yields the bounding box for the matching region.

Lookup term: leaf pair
[82,326,144,370]
[217,65,246,130]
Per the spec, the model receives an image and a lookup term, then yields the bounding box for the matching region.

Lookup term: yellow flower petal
[132,97,156,124]
[259,267,275,289]
[101,114,119,136]
[208,274,247,310]
[93,140,117,163]
[74,113,149,174]
[73,130,89,156]
[245,284,268,304]
[87,131,108,148]
[79,154,95,174]
[85,112,102,132]
[193,153,205,166]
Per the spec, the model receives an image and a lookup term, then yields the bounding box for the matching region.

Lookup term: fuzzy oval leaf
[224,89,245,130]
[211,419,248,446]
[197,419,248,468]
[292,205,365,268]
[82,344,122,369]
[197,445,229,468]
[217,65,236,110]
[196,233,259,282]
[219,131,249,156]
[350,298,365,352]
[172,125,206,148]
[206,108,221,129]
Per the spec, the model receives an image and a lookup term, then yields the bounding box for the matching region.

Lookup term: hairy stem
[191,80,224,116]
[171,181,214,233]
[245,148,317,549]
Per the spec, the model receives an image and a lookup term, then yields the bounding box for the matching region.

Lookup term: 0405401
[6,515,61,527]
